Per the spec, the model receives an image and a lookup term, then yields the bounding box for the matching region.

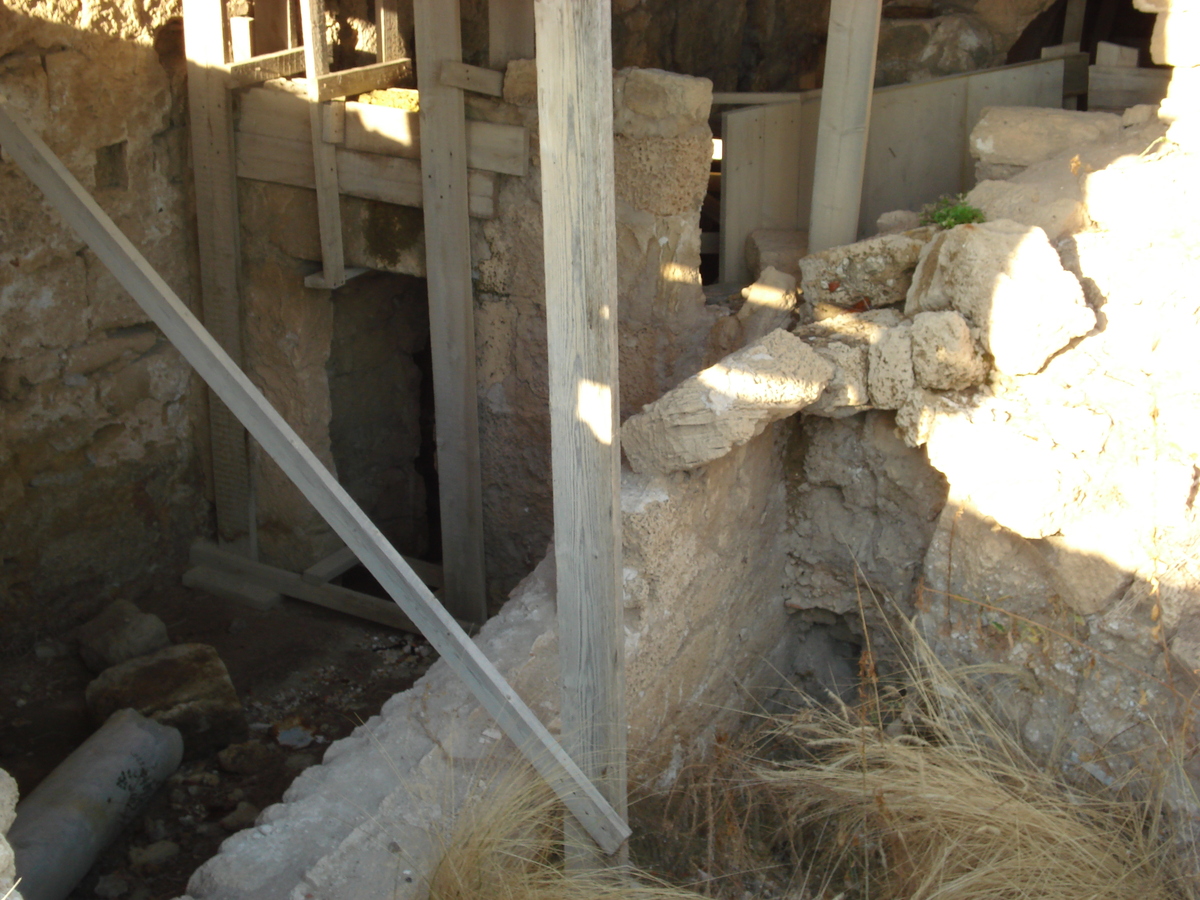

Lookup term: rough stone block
[799,230,933,311]
[965,179,1087,243]
[737,266,798,343]
[905,219,1094,375]
[745,229,807,280]
[613,67,713,138]
[794,310,903,418]
[867,322,914,410]
[0,768,16,834]
[621,329,834,474]
[502,59,537,108]
[77,599,171,673]
[614,133,713,217]
[1084,149,1200,234]
[85,644,247,757]
[911,310,988,390]
[875,210,920,235]
[969,106,1122,167]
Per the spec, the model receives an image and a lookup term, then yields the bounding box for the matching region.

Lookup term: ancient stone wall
[0,1,206,650]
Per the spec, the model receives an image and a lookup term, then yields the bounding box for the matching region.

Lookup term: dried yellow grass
[753,633,1177,900]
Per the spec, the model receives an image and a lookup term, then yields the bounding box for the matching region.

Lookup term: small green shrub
[920,194,986,229]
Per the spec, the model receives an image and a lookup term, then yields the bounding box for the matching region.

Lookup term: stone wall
[0,1,206,650]
[470,64,719,605]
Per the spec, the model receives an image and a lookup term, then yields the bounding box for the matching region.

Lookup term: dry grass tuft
[427,761,705,900]
[752,634,1178,900]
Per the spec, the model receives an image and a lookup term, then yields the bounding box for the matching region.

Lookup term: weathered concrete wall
[0,2,206,650]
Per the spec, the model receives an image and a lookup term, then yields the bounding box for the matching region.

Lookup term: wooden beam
[489,0,535,68]
[182,0,254,547]
[440,60,505,97]
[226,47,306,88]
[1089,65,1171,108]
[314,60,413,101]
[190,542,451,630]
[413,0,488,625]
[236,86,528,176]
[1062,0,1086,45]
[534,0,627,867]
[250,0,291,54]
[808,0,882,252]
[0,99,630,856]
[234,130,498,217]
[712,91,809,105]
[377,0,404,61]
[302,544,359,583]
[298,0,346,289]
[230,16,255,61]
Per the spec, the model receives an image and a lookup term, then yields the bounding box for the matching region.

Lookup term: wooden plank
[183,564,283,610]
[489,0,535,68]
[230,16,255,61]
[315,60,413,101]
[238,86,528,175]
[414,0,488,625]
[712,92,807,105]
[807,0,882,252]
[719,104,766,284]
[321,100,346,144]
[250,0,291,54]
[191,541,449,629]
[1062,0,1086,45]
[298,0,346,289]
[441,60,505,97]
[860,77,965,236]
[234,130,497,217]
[1089,65,1171,108]
[760,100,805,231]
[182,0,254,546]
[0,99,630,856]
[377,0,403,61]
[227,48,306,88]
[302,544,359,583]
[534,0,627,867]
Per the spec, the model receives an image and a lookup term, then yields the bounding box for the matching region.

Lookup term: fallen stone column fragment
[622,328,834,474]
[8,709,182,900]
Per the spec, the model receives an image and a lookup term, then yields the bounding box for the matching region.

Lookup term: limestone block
[502,59,537,108]
[875,210,920,235]
[965,179,1087,243]
[85,643,248,757]
[794,310,903,417]
[614,132,713,217]
[905,220,1093,375]
[969,107,1122,167]
[621,329,833,474]
[745,229,808,280]
[911,311,987,390]
[798,230,933,310]
[867,322,914,410]
[613,68,713,138]
[77,599,171,673]
[737,266,798,344]
[1121,104,1159,128]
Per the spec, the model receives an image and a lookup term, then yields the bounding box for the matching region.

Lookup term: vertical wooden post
[489,0,535,68]
[1062,0,1087,45]
[251,0,291,54]
[377,0,404,61]
[807,0,882,253]
[182,0,255,547]
[534,0,627,868]
[298,0,347,289]
[412,0,489,626]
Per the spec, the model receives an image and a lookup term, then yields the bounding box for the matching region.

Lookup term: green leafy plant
[920,193,986,228]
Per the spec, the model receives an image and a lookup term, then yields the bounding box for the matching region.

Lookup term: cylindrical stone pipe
[8,708,183,900]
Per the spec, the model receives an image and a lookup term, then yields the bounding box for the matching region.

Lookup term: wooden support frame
[413,0,488,625]
[297,0,347,289]
[376,0,403,62]
[808,0,882,253]
[182,0,255,547]
[226,47,306,88]
[440,61,505,97]
[535,0,628,867]
[0,99,630,855]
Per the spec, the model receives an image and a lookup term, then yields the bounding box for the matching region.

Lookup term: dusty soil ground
[0,575,437,900]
